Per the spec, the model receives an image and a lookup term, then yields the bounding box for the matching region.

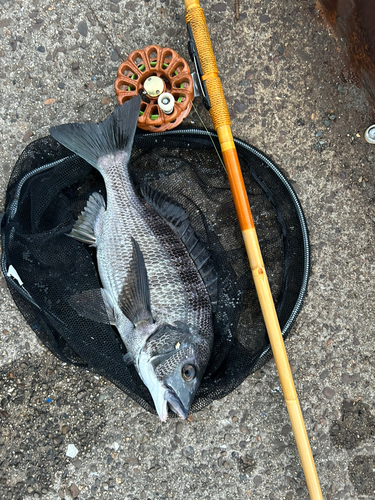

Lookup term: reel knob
[158,93,175,114]
[115,45,194,132]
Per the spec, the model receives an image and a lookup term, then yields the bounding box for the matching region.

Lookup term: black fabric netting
[1,130,309,415]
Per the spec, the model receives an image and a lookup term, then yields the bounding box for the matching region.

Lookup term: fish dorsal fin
[49,95,141,172]
[68,191,105,246]
[141,184,218,311]
[119,237,153,325]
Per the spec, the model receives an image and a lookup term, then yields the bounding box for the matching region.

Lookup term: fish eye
[182,364,196,382]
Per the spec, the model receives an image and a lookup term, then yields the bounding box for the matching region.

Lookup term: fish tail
[49,95,141,172]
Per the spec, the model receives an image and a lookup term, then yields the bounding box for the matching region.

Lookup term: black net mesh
[1,130,309,415]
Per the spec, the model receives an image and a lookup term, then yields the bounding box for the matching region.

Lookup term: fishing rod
[183,1,323,498]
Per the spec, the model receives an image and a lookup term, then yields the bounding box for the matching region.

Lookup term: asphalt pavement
[1,0,375,499]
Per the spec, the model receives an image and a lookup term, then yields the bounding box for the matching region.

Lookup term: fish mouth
[152,385,188,422]
[165,387,188,420]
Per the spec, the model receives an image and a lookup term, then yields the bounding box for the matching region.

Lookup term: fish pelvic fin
[119,237,153,326]
[68,191,105,245]
[49,95,141,172]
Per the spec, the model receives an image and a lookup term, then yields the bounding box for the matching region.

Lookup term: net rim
[1,129,310,412]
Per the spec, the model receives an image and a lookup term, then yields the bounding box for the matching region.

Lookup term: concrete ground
[1,0,375,499]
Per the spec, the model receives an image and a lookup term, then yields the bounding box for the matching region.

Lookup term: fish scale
[97,161,188,324]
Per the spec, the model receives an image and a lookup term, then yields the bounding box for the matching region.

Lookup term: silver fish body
[50,96,215,421]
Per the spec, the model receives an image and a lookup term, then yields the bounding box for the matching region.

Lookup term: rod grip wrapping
[185,5,231,130]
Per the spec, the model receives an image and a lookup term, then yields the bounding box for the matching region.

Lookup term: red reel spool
[115,45,194,132]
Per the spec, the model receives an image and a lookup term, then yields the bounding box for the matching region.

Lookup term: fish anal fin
[119,238,153,325]
[69,192,105,246]
[123,352,134,366]
[69,288,115,324]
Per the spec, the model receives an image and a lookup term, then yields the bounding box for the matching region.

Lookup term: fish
[49,95,217,421]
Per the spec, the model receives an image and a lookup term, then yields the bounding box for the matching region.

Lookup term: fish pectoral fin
[119,237,153,326]
[69,288,115,325]
[68,192,105,246]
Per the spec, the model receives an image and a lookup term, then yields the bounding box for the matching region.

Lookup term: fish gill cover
[1,129,309,416]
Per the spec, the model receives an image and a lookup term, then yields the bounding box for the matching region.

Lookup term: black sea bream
[50,96,216,421]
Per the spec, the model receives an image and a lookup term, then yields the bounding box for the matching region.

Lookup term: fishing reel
[115,45,194,132]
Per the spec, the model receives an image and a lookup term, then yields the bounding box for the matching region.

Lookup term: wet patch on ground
[330,399,375,497]
[348,455,375,496]
[330,399,375,450]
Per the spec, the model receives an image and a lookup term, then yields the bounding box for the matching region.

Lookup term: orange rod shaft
[184,1,323,499]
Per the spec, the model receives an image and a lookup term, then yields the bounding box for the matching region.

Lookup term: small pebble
[0,18,11,28]
[316,131,322,137]
[72,61,79,70]
[58,82,65,89]
[324,120,330,127]
[110,50,120,62]
[262,79,271,88]
[101,96,111,105]
[23,130,34,142]
[176,422,184,434]
[244,87,255,96]
[78,21,88,37]
[66,444,79,458]
[69,484,79,498]
[281,424,292,436]
[264,65,272,75]
[44,98,55,105]
[342,372,360,383]
[37,45,45,52]
[234,101,247,113]
[253,475,262,486]
[329,114,336,120]
[182,445,194,458]
[323,387,335,399]
[211,2,227,11]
